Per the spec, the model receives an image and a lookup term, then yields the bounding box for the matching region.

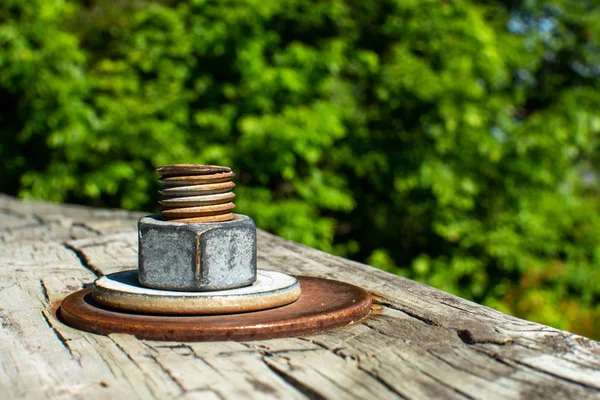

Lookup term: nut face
[138,214,256,291]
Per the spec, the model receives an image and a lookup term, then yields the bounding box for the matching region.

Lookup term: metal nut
[138,214,257,291]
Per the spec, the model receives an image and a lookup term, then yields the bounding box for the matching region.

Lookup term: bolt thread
[157,164,236,223]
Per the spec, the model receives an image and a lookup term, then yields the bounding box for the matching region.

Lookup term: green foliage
[1,0,599,338]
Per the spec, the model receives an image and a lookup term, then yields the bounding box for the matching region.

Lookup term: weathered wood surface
[1,193,599,400]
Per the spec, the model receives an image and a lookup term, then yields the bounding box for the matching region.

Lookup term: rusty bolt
[157,164,237,223]
[137,164,256,291]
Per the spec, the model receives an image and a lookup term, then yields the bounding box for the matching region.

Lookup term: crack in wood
[509,358,600,392]
[470,345,600,393]
[108,336,182,399]
[40,309,79,364]
[143,345,188,393]
[262,356,327,400]
[63,242,103,277]
[424,348,525,394]
[298,337,411,399]
[372,296,441,327]
[0,206,28,219]
[374,298,515,346]
[406,362,475,400]
[1,222,43,233]
[71,222,102,236]
[39,280,50,304]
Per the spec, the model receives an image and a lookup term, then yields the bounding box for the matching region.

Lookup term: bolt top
[157,164,237,223]
[157,164,231,177]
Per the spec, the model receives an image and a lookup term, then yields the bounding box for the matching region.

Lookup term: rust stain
[370,293,391,305]
[160,171,235,186]
[195,233,201,280]
[157,164,231,177]
[370,304,383,314]
[172,213,236,223]
[162,202,236,219]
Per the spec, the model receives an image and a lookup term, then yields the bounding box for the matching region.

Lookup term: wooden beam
[1,194,598,399]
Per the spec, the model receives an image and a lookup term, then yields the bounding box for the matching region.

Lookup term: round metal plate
[92,270,301,315]
[160,181,235,197]
[159,192,236,208]
[169,213,236,223]
[59,276,372,342]
[160,172,235,187]
[161,202,235,219]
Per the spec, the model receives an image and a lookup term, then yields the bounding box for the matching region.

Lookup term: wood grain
[1,193,599,400]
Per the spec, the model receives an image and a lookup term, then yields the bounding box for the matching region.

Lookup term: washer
[92,269,301,315]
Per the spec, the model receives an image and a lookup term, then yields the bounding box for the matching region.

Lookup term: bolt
[138,164,257,291]
[157,164,237,223]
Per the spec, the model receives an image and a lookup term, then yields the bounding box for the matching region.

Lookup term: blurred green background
[1,0,599,338]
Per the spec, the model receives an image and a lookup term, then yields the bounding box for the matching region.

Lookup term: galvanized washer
[160,172,236,187]
[92,270,301,315]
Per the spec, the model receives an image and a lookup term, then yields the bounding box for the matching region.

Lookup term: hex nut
[138,214,257,291]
